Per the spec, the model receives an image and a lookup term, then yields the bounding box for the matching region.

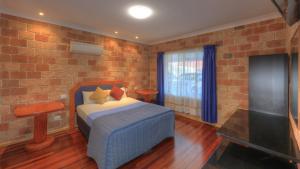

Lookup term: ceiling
[0,0,280,44]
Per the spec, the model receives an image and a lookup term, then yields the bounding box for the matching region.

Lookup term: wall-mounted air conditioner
[70,41,102,55]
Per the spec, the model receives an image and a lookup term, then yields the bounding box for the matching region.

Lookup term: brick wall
[149,18,288,126]
[0,13,291,145]
[0,14,150,145]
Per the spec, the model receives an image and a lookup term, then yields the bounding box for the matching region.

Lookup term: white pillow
[82,91,96,104]
[121,87,127,98]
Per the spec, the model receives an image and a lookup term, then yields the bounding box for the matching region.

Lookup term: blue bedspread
[87,103,175,169]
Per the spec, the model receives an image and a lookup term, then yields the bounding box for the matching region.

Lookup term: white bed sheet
[77,97,140,123]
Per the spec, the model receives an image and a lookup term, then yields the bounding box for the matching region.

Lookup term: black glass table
[203,109,300,169]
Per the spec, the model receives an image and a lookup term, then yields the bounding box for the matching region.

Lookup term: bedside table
[135,89,158,103]
[14,101,64,151]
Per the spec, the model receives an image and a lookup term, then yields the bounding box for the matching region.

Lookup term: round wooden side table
[135,89,158,103]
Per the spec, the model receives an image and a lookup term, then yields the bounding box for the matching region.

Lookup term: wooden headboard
[69,80,128,130]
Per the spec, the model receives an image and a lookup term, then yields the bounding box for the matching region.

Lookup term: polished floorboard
[0,115,222,169]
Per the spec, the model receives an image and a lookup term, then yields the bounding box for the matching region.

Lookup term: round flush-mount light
[128,5,153,19]
[38,12,44,16]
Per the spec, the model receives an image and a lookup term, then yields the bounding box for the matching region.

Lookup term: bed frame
[69,80,128,134]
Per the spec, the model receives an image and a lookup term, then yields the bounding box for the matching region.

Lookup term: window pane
[163,48,203,115]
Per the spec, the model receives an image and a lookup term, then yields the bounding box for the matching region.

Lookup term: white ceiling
[0,0,280,44]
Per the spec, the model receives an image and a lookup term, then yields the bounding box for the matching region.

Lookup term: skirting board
[175,112,220,128]
[0,126,69,148]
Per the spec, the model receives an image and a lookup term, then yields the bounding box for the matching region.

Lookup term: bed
[69,80,175,169]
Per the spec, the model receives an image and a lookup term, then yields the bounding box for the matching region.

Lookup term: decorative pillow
[89,87,109,104]
[107,87,127,101]
[110,86,124,100]
[82,91,96,104]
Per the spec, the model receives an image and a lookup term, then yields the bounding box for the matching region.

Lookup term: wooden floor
[0,115,222,169]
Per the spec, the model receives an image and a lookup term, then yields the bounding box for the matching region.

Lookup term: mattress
[76,97,140,125]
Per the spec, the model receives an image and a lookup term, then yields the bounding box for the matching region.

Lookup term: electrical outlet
[60,94,67,100]
[53,115,62,121]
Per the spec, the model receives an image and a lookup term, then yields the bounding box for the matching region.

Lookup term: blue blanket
[87,103,175,169]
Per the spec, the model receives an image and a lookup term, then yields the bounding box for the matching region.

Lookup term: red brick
[235,52,246,58]
[33,94,48,101]
[227,59,239,65]
[233,66,246,72]
[231,80,245,86]
[49,79,61,86]
[217,59,227,65]
[12,55,28,63]
[35,34,49,42]
[241,29,253,36]
[232,92,248,100]
[78,72,87,77]
[239,44,252,51]
[3,80,19,88]
[1,29,18,37]
[27,72,41,79]
[1,112,16,121]
[247,35,260,42]
[10,71,27,79]
[254,26,267,34]
[215,40,223,46]
[36,64,49,71]
[201,36,210,43]
[0,54,11,62]
[28,56,41,63]
[228,46,238,52]
[246,50,260,56]
[19,31,34,40]
[20,63,35,71]
[273,47,286,53]
[68,59,78,65]
[10,38,27,47]
[0,89,9,96]
[266,40,284,48]
[240,86,248,93]
[0,71,9,79]
[0,123,9,131]
[57,45,67,51]
[10,88,27,95]
[223,39,234,45]
[2,46,18,54]
[88,59,96,66]
[0,36,9,44]
[43,57,56,64]
[268,23,285,31]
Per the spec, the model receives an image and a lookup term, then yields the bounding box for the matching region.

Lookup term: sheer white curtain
[164,48,203,116]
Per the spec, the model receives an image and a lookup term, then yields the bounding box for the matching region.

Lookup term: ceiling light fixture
[38,12,44,16]
[128,5,153,19]
[135,36,139,39]
[114,31,119,34]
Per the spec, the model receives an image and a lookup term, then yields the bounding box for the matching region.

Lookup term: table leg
[25,113,54,151]
[144,96,152,103]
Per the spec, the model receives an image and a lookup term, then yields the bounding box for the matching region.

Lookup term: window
[164,48,203,115]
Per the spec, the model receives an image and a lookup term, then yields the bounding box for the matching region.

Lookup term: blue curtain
[201,45,217,123]
[156,52,165,105]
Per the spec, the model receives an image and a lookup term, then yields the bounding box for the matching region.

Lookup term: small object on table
[14,101,64,152]
[135,89,158,103]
